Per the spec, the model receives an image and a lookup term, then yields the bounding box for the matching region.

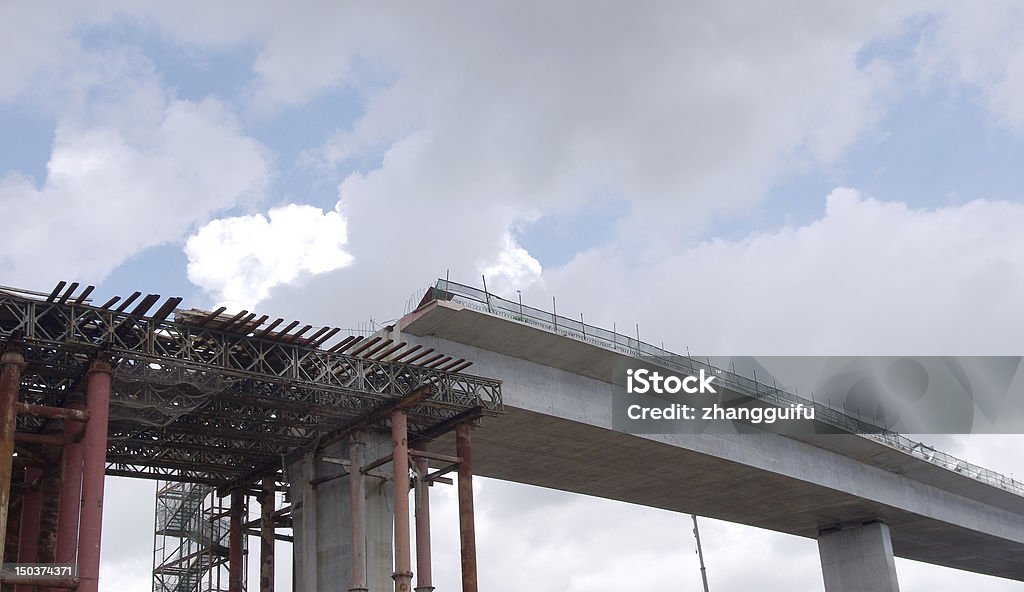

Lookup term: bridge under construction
[0,278,1023,592]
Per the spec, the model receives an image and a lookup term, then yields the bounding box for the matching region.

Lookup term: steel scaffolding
[153,481,239,592]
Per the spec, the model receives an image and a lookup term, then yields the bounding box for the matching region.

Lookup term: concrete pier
[818,521,900,592]
[288,433,394,592]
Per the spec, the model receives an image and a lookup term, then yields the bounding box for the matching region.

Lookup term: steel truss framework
[0,283,503,487]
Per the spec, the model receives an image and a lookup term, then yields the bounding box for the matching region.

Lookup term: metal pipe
[0,349,26,562]
[413,457,433,592]
[76,358,112,592]
[391,410,413,592]
[14,403,90,422]
[455,423,478,592]
[56,402,85,566]
[260,478,275,592]
[349,431,368,592]
[15,467,43,592]
[229,490,244,592]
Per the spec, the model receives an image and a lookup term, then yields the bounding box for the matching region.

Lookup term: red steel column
[456,423,478,592]
[36,440,63,565]
[349,431,368,592]
[55,401,85,565]
[0,348,26,561]
[413,457,433,592]
[259,478,275,592]
[391,411,413,592]
[15,467,43,592]
[229,490,244,592]
[76,358,111,592]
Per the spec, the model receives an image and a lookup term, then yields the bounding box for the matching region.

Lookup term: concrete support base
[288,432,394,592]
[818,521,900,592]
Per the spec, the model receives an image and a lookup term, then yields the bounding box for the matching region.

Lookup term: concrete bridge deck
[397,298,1024,582]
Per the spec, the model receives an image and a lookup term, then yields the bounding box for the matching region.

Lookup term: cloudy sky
[3,1,1024,590]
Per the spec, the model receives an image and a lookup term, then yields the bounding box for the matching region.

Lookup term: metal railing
[429,278,1024,498]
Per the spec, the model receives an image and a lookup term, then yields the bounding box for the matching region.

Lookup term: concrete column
[260,478,275,592]
[391,411,413,592]
[229,490,245,592]
[349,432,368,592]
[413,457,433,592]
[55,401,85,565]
[287,434,393,592]
[456,423,478,592]
[0,349,26,562]
[76,359,111,592]
[818,521,900,592]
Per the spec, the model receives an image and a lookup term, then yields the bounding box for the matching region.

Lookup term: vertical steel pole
[301,454,318,592]
[692,514,710,592]
[413,456,433,592]
[391,410,413,592]
[36,438,62,565]
[0,349,26,562]
[229,490,244,592]
[455,423,478,592]
[76,358,111,592]
[55,401,85,565]
[14,467,43,592]
[349,431,368,592]
[260,478,275,592]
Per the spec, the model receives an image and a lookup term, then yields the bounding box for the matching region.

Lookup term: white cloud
[481,233,543,296]
[535,188,1024,356]
[185,204,353,310]
[917,1,1024,132]
[0,87,269,289]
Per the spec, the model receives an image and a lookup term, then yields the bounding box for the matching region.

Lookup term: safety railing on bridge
[426,278,1024,499]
